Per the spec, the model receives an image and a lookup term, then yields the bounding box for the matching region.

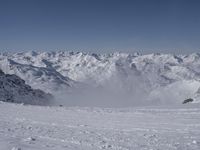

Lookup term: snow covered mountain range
[1,51,200,106]
[0,69,52,105]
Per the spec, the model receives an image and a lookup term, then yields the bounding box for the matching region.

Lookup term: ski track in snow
[0,103,200,150]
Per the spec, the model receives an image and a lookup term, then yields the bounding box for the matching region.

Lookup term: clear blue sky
[0,0,200,54]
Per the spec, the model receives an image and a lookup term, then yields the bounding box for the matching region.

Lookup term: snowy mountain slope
[0,102,200,150]
[0,57,75,93]
[1,51,200,105]
[0,70,52,105]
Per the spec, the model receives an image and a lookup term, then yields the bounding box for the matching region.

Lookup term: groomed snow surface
[1,102,200,150]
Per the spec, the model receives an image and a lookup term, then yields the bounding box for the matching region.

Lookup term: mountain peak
[1,51,200,106]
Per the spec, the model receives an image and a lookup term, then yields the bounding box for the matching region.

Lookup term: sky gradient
[0,0,200,54]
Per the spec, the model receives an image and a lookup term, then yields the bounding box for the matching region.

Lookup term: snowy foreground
[1,103,200,150]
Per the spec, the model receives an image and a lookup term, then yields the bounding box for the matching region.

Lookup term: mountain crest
[0,69,53,105]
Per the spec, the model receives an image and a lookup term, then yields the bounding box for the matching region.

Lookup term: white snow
[1,51,200,105]
[0,70,52,105]
[1,51,200,149]
[0,102,200,150]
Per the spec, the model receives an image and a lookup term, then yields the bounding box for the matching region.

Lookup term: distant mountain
[1,51,200,105]
[0,56,75,94]
[0,69,52,105]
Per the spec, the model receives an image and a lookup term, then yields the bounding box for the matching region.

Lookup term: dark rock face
[0,69,4,75]
[0,69,53,105]
[182,98,194,104]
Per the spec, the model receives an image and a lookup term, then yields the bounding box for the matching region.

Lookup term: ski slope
[1,102,200,150]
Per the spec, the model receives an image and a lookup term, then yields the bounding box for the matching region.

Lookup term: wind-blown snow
[1,51,200,106]
[1,51,200,149]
